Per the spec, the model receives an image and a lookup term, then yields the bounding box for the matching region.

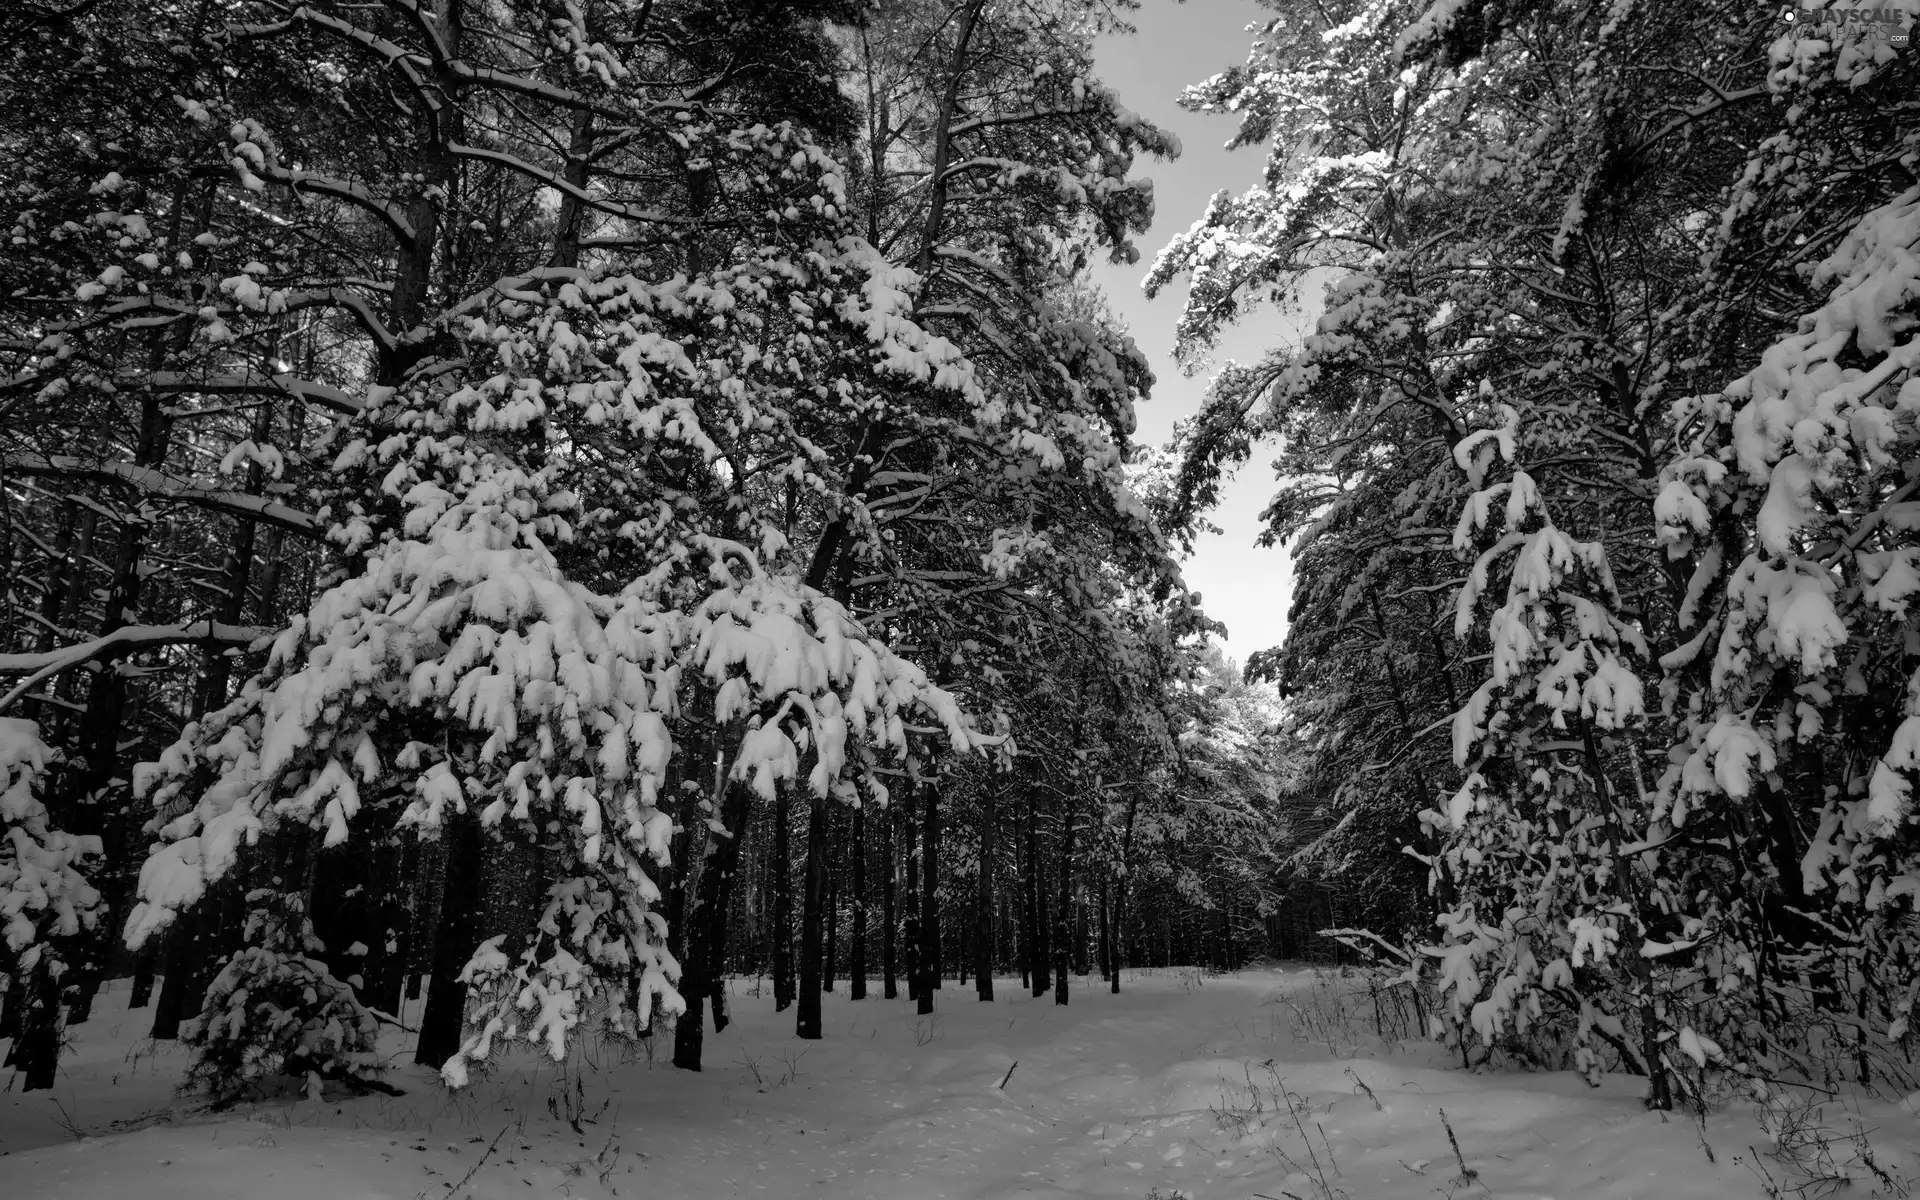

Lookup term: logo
[1780,4,1914,45]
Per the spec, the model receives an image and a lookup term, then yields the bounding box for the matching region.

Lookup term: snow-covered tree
[1151,0,1919,1103]
[1430,404,1677,1100]
[0,718,101,1089]
[182,885,384,1100]
[1654,182,1920,1088]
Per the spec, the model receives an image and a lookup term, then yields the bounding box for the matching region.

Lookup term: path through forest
[3,967,1905,1198]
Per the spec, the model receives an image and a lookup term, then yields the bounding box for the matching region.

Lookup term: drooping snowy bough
[2,719,100,967]
[1428,184,1920,1101]
[1428,399,1670,1095]
[1,718,104,1088]
[1655,184,1920,1070]
[126,191,984,1089]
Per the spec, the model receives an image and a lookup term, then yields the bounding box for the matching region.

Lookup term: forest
[0,0,1917,1171]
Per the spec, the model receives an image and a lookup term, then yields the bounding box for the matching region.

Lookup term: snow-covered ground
[4,966,1914,1198]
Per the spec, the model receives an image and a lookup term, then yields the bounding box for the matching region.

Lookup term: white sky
[1086,0,1316,668]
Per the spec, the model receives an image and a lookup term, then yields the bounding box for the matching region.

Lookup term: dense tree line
[0,0,1295,1096]
[1154,0,1920,1105]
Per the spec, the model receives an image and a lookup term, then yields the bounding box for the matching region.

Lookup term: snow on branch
[0,621,272,713]
[4,453,321,536]
[130,370,363,416]
[0,717,102,961]
[447,143,690,227]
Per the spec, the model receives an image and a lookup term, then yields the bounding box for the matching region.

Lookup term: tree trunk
[1074,883,1090,976]
[772,780,794,1012]
[675,767,754,1066]
[1112,783,1139,995]
[669,749,714,1068]
[0,971,22,1043]
[150,882,231,1040]
[975,777,995,1001]
[366,841,412,1017]
[194,401,271,718]
[1026,784,1050,997]
[705,777,754,1037]
[823,800,839,994]
[147,917,194,1040]
[1098,875,1113,983]
[903,787,920,1002]
[128,948,157,1008]
[405,839,445,1008]
[796,788,829,1039]
[310,840,379,1005]
[850,803,868,1000]
[1018,864,1030,989]
[882,794,898,999]
[414,817,483,1070]
[1584,726,1672,1110]
[1054,798,1074,1006]
[913,0,986,273]
[917,779,940,1016]
[10,955,61,1090]
[30,498,77,657]
[380,0,461,383]
[547,107,596,268]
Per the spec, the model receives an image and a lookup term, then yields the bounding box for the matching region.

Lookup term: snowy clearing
[9,965,1909,1199]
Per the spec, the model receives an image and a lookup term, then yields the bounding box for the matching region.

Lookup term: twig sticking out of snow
[1440,1107,1478,1184]
[446,1124,509,1198]
[1345,1066,1381,1111]
[998,1060,1018,1089]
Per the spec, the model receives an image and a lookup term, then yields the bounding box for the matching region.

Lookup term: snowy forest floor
[4,966,1918,1199]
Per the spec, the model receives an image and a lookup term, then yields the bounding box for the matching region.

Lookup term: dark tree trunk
[1018,863,1030,989]
[10,956,61,1090]
[975,778,995,1001]
[1112,784,1139,995]
[310,840,379,1003]
[772,781,794,1012]
[30,498,77,658]
[1098,875,1113,984]
[194,399,271,718]
[882,795,898,999]
[705,779,753,1036]
[850,804,868,1000]
[675,774,754,1066]
[1054,800,1074,1006]
[128,948,157,1008]
[61,475,165,1024]
[150,881,233,1041]
[797,788,829,1039]
[367,841,413,1017]
[1026,784,1050,997]
[917,780,940,1016]
[667,748,713,1068]
[404,839,444,1007]
[148,918,195,1040]
[0,971,22,1043]
[903,788,920,1002]
[823,800,838,993]
[547,108,596,268]
[415,817,483,1069]
[1074,883,1090,976]
[1034,857,1050,993]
